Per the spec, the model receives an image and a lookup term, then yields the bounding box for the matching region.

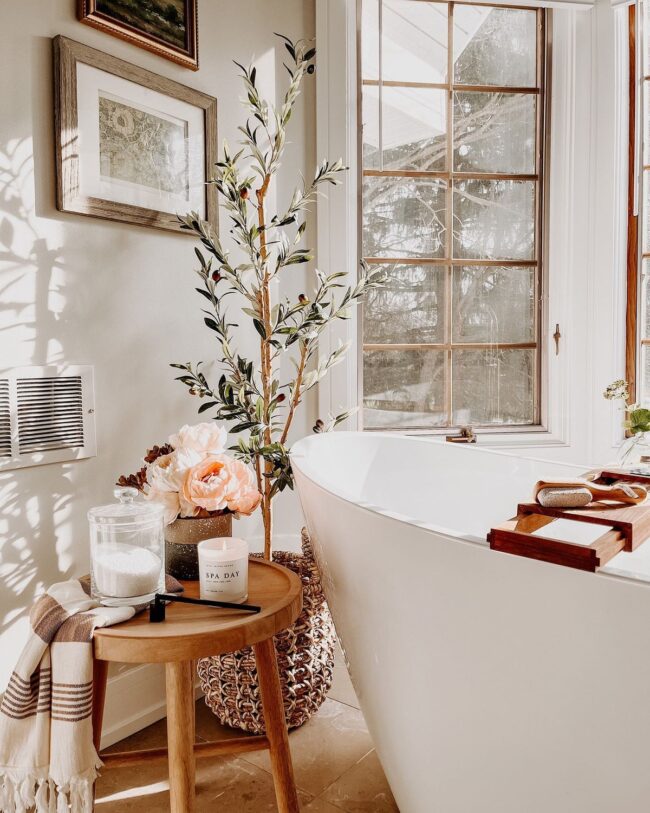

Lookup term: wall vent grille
[17,376,85,453]
[0,380,11,458]
[0,366,96,471]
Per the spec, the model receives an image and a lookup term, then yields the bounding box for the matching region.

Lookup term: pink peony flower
[145,486,180,525]
[168,422,227,456]
[147,450,200,491]
[223,458,263,515]
[146,450,203,518]
[181,455,261,516]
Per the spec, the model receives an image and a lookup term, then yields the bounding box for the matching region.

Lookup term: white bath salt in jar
[88,487,165,606]
[198,537,249,603]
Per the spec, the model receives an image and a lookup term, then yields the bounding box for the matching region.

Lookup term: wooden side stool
[91,559,303,813]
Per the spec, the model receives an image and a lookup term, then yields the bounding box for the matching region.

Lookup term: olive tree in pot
[173,34,383,732]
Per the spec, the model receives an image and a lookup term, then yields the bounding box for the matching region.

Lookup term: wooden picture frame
[77,0,199,71]
[53,36,217,233]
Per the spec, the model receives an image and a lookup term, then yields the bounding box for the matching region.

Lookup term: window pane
[383,1,448,84]
[452,348,535,424]
[363,86,447,171]
[363,176,447,258]
[644,171,650,255]
[453,179,535,260]
[453,6,537,88]
[364,265,446,344]
[643,260,650,340]
[382,87,447,171]
[362,0,379,79]
[453,92,536,174]
[452,267,535,343]
[362,86,381,169]
[363,349,446,428]
[642,345,650,406]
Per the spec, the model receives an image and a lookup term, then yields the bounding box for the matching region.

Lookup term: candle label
[200,557,247,601]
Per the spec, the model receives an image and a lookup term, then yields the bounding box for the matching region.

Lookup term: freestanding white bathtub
[291,432,650,813]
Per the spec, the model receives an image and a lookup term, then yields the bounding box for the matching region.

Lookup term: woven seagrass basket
[197,528,336,733]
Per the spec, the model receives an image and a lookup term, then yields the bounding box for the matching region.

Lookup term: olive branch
[173,34,384,558]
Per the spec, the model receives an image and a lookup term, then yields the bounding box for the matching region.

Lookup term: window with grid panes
[359,0,547,430]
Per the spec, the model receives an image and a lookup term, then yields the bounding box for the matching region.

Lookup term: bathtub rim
[290,432,650,589]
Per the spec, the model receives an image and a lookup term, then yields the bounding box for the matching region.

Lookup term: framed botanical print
[77,0,198,71]
[53,36,216,233]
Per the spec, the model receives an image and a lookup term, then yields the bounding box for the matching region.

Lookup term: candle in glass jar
[198,537,249,603]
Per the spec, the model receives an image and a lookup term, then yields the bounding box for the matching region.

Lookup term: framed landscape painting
[53,36,216,233]
[77,0,198,70]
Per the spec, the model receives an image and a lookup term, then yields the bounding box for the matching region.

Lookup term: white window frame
[634,1,649,405]
[316,0,630,456]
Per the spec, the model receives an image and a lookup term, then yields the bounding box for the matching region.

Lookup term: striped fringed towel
[0,579,135,813]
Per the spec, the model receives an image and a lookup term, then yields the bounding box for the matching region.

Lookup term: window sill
[393,429,570,450]
[471,434,570,450]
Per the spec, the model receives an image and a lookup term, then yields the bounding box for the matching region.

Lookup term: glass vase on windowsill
[604,380,650,470]
[617,432,650,468]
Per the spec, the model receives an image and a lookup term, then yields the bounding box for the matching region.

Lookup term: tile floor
[95,649,399,812]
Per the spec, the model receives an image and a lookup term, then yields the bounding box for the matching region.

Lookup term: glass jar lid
[88,487,164,528]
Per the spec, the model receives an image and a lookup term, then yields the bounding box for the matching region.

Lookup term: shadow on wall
[0,134,78,665]
[0,138,65,370]
[0,28,315,682]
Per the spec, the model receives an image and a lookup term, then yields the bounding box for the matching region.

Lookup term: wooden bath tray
[488,470,650,572]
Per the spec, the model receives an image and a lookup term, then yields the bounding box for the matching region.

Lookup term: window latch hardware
[553,324,561,355]
[445,426,476,444]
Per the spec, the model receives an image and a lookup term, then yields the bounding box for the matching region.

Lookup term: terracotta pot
[165,513,233,580]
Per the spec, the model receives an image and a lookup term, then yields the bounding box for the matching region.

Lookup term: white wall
[0,0,317,692]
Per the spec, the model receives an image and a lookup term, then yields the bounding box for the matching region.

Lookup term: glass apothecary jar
[89,487,165,606]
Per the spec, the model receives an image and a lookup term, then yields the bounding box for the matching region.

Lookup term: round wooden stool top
[93,559,302,664]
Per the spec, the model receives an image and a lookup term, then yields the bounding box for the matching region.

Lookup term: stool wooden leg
[254,638,300,813]
[166,661,196,813]
[191,659,197,744]
[92,659,109,752]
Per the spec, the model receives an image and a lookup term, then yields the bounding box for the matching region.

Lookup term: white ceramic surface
[291,432,650,813]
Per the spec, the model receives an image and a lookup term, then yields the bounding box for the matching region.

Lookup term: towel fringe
[0,778,10,813]
[34,779,49,813]
[55,786,67,813]
[18,776,34,809]
[0,767,48,813]
[48,779,56,813]
[0,766,99,813]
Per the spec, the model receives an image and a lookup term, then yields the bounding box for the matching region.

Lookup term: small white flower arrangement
[604,379,650,465]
